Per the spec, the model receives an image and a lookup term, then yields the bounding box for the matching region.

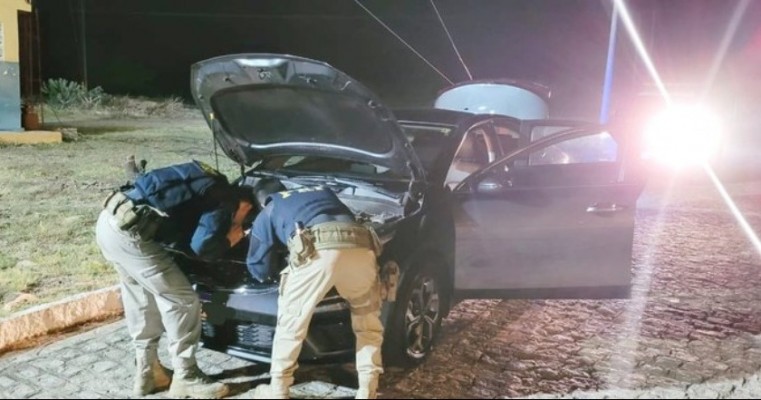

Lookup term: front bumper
[195,283,356,364]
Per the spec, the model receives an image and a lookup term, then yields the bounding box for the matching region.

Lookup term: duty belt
[286,221,382,267]
[310,222,376,251]
[102,191,163,239]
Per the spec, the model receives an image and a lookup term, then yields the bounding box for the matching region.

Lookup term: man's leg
[95,211,228,399]
[115,265,172,395]
[334,248,384,400]
[262,250,342,398]
[123,239,229,399]
[96,211,170,396]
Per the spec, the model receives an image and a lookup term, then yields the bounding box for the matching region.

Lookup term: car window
[455,129,490,164]
[399,124,453,172]
[494,123,520,156]
[530,125,575,142]
[445,126,494,189]
[529,131,618,166]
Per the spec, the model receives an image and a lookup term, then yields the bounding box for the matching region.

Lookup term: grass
[0,104,240,317]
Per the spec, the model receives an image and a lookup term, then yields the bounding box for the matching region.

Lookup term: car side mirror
[476,177,508,194]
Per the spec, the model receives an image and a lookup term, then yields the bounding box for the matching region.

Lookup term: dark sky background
[34,0,761,120]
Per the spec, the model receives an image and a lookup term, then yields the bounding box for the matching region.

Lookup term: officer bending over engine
[246,178,384,400]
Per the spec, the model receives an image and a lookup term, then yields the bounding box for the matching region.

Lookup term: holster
[287,228,317,267]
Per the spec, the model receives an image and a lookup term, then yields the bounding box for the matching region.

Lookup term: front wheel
[384,261,445,367]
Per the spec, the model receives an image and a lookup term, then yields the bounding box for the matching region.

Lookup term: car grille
[201,320,275,351]
[201,320,217,338]
[235,322,276,349]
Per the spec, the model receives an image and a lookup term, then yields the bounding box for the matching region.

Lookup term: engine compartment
[177,174,409,290]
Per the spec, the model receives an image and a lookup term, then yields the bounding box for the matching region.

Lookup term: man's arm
[189,202,237,260]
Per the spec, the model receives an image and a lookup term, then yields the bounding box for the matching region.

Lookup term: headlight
[643,104,723,167]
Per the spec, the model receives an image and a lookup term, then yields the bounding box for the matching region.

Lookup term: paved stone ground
[379,175,761,398]
[2,174,761,399]
[0,320,359,399]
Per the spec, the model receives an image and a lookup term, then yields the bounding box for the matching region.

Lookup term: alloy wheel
[404,275,440,359]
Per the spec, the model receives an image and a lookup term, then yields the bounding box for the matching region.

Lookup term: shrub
[41,78,106,109]
[79,86,106,109]
[41,78,193,118]
[41,78,84,108]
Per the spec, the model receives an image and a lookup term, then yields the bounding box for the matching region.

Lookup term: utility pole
[80,0,88,88]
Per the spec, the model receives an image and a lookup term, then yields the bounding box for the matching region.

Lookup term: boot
[168,365,230,399]
[133,352,172,396]
[250,383,288,399]
[356,375,378,399]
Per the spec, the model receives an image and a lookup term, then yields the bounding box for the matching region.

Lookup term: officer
[247,178,384,400]
[96,160,253,399]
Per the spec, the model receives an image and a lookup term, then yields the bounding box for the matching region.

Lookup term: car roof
[393,108,523,133]
[437,79,552,101]
[392,108,473,127]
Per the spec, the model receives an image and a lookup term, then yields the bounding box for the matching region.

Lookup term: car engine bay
[176,173,413,290]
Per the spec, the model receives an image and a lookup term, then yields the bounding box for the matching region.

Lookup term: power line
[81,10,478,20]
[83,10,370,19]
[429,0,472,81]
[353,0,453,85]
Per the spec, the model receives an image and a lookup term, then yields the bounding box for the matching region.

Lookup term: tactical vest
[126,160,227,213]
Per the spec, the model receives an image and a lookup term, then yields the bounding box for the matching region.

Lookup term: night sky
[34,0,761,119]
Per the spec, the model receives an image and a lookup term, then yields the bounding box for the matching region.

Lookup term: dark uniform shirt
[125,161,241,260]
[246,186,354,282]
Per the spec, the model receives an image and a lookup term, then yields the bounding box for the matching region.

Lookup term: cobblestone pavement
[2,175,761,399]
[380,176,761,398]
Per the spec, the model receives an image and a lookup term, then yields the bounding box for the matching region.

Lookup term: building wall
[0,0,32,131]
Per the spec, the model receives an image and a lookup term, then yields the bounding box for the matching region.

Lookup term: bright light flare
[705,164,761,257]
[643,104,723,167]
[614,0,671,104]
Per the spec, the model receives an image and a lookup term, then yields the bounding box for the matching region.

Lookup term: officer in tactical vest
[246,178,384,400]
[96,160,253,399]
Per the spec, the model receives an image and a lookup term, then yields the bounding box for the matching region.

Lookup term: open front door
[452,122,644,299]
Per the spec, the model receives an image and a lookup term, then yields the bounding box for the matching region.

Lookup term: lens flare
[643,104,723,167]
[704,164,761,256]
[614,0,671,104]
[604,2,761,390]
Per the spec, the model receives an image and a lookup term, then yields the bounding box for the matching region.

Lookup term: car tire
[383,258,446,367]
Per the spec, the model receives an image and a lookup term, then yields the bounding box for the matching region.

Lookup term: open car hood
[191,54,423,179]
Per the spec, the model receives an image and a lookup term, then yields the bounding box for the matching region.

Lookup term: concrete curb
[0,130,63,144]
[0,285,123,353]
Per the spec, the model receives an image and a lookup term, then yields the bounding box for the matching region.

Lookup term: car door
[452,122,644,299]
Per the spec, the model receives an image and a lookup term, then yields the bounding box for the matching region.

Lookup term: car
[176,53,646,367]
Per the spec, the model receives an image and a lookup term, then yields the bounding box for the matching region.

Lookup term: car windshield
[253,155,405,180]
[399,123,454,172]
